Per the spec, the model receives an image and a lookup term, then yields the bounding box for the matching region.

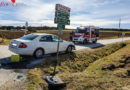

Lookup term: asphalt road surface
[74,37,130,50]
[0,37,130,59]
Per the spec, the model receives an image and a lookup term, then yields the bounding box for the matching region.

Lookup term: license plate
[10,43,17,48]
[12,43,17,46]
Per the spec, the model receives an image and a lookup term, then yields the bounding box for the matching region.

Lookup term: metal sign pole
[52,3,70,76]
[53,27,61,76]
[122,35,123,42]
[24,21,28,35]
[45,4,70,89]
[122,33,125,42]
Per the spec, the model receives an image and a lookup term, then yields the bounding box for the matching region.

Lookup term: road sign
[55,4,70,14]
[55,18,70,25]
[57,24,65,30]
[55,10,70,19]
[53,4,71,77]
[55,4,71,28]
[122,32,125,36]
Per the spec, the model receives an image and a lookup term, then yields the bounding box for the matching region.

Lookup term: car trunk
[10,39,30,48]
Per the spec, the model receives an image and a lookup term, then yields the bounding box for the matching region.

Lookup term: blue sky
[0,0,130,29]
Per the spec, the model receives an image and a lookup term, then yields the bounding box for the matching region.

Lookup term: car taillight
[83,34,86,37]
[19,43,27,48]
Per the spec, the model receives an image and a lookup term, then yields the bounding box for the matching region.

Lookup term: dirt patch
[102,64,116,70]
[0,78,27,90]
[102,56,130,70]
[102,56,130,78]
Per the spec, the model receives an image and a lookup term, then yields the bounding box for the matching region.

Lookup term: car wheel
[66,46,72,53]
[92,39,97,43]
[73,41,76,44]
[34,48,44,58]
[83,39,87,44]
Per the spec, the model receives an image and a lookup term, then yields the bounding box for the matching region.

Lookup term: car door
[39,35,54,54]
[51,35,66,52]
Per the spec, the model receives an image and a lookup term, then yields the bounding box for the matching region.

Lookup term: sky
[0,0,130,29]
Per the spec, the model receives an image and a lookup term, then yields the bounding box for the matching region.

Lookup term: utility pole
[118,18,121,37]
[24,21,28,35]
[119,18,121,30]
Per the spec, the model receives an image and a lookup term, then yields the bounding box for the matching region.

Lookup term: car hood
[63,40,74,45]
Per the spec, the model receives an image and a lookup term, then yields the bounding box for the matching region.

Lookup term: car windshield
[20,34,38,40]
[76,29,87,33]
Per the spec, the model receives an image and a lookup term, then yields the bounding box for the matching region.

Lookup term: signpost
[122,32,125,42]
[45,4,70,89]
[53,4,71,75]
[24,21,28,35]
[55,4,70,29]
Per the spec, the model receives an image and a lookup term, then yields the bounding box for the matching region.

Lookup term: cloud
[15,0,55,21]
[0,20,24,26]
[0,0,130,29]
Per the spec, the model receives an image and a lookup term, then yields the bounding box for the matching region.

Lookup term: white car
[9,33,75,58]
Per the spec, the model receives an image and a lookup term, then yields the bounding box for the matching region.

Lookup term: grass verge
[27,69,48,90]
[27,41,130,90]
[40,42,126,73]
[0,38,10,45]
[62,41,130,90]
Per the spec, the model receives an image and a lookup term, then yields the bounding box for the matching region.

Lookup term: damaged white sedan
[9,33,75,58]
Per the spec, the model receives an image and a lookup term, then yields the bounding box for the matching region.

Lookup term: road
[75,37,130,50]
[1,37,130,59]
[0,37,130,88]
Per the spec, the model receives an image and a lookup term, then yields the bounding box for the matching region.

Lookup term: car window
[40,35,53,42]
[20,34,38,40]
[52,35,62,42]
[52,35,59,42]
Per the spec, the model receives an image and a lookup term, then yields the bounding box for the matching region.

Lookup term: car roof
[31,33,54,36]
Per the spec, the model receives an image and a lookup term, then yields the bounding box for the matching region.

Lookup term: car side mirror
[85,32,89,34]
[59,40,63,42]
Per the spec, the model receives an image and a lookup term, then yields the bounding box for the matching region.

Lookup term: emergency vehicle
[72,26,99,44]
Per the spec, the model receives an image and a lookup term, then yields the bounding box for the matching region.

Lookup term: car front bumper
[73,37,84,42]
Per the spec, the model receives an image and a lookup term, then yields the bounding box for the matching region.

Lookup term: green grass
[0,29,130,33]
[40,42,126,73]
[58,41,130,90]
[28,41,130,90]
[27,69,48,90]
[0,29,24,32]
[0,38,10,45]
[100,36,129,40]
[37,30,73,33]
[0,29,130,45]
[100,30,130,33]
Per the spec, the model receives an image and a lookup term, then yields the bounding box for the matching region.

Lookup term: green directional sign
[56,10,70,19]
[55,4,71,30]
[57,24,65,30]
[55,17,70,25]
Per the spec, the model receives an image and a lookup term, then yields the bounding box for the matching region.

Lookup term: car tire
[33,48,44,59]
[83,39,87,44]
[92,39,97,43]
[66,46,72,53]
[73,41,75,44]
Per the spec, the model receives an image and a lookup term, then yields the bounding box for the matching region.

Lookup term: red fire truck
[72,26,99,44]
